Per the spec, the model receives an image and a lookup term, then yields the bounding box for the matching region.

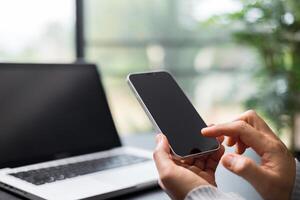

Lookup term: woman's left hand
[153,133,225,200]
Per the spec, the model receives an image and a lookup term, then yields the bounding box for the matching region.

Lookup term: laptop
[0,63,158,200]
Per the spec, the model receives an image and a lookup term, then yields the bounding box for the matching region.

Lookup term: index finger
[201,121,268,155]
[236,110,275,135]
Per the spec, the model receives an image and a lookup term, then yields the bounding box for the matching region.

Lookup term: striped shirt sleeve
[184,185,245,200]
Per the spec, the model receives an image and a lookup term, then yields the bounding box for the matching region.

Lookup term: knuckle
[153,150,159,160]
[246,110,257,117]
[271,140,287,153]
[235,158,252,174]
[235,120,248,131]
[262,136,274,149]
[272,141,282,150]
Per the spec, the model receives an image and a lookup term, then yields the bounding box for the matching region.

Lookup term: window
[84,0,261,135]
[0,0,74,62]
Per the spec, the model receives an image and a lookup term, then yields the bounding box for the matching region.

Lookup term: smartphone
[127,71,220,159]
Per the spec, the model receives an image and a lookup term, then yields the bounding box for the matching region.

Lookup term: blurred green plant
[209,0,300,151]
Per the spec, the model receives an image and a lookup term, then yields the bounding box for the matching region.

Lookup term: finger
[226,137,236,146]
[235,139,247,154]
[175,161,189,169]
[217,136,224,143]
[182,157,195,165]
[193,155,208,170]
[194,159,205,170]
[198,171,216,186]
[173,159,184,166]
[209,145,225,163]
[205,145,225,172]
[153,134,175,172]
[201,128,224,144]
[237,110,274,135]
[202,121,267,155]
[203,124,224,144]
[222,153,267,194]
[188,166,202,175]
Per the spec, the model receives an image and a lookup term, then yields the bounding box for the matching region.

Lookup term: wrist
[185,185,245,200]
[185,185,217,200]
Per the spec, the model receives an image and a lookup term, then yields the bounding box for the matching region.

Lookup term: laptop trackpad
[92,162,157,187]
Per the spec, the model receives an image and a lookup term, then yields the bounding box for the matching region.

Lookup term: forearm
[291,160,300,200]
[184,185,245,200]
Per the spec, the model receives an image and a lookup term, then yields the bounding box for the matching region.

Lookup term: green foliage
[209,0,300,139]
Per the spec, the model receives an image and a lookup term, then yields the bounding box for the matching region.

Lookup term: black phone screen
[129,71,219,157]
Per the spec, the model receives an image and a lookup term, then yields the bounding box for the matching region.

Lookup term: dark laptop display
[0,63,121,168]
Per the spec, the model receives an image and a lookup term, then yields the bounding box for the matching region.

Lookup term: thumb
[153,134,174,172]
[155,134,170,154]
[222,153,266,188]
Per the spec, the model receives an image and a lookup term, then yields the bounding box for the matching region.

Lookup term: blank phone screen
[129,71,219,157]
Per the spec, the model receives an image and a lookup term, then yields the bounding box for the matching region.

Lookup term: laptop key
[9,154,149,186]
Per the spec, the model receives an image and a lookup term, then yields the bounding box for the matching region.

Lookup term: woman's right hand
[202,110,296,200]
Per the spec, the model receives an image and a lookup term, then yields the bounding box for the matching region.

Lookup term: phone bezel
[127,70,220,159]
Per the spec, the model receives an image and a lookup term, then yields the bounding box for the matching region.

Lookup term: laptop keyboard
[9,154,149,186]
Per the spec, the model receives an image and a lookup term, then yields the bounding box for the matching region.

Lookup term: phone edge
[126,71,220,159]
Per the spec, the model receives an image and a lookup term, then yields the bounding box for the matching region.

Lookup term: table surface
[0,133,262,200]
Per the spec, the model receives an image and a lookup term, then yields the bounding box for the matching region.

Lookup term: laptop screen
[0,63,121,168]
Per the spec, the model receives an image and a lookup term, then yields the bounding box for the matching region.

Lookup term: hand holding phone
[153,133,224,200]
[127,71,219,159]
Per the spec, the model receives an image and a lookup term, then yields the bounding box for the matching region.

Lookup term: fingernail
[223,154,237,168]
[201,127,211,134]
[155,134,163,144]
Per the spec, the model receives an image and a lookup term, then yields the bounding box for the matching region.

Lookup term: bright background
[0,0,269,137]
